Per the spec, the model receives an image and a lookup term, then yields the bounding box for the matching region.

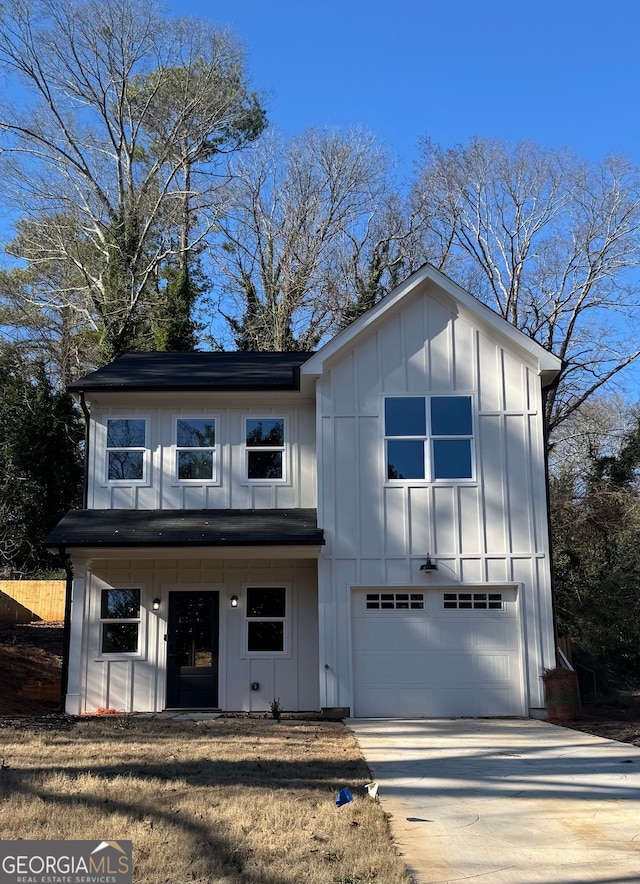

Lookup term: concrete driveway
[349,718,640,884]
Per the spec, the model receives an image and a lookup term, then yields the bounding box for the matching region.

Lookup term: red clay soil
[0,620,63,715]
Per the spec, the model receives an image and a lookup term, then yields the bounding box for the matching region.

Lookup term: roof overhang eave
[48,543,324,561]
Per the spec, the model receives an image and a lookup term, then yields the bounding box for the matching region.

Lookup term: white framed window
[106,418,148,482]
[244,586,288,654]
[99,588,141,654]
[443,592,504,610]
[384,396,474,481]
[244,417,286,482]
[366,591,425,610]
[175,417,217,482]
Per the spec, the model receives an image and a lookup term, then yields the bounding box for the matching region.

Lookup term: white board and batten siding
[314,284,556,717]
[87,394,316,511]
[66,558,319,715]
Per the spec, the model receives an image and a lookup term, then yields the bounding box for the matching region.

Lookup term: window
[100,588,141,653]
[366,592,424,610]
[246,587,286,653]
[106,419,146,481]
[443,592,504,610]
[176,418,216,481]
[245,418,285,480]
[385,396,473,481]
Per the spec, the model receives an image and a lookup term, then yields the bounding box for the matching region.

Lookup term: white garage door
[351,587,524,717]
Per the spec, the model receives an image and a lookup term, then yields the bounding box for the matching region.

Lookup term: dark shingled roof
[46,508,324,549]
[68,351,313,393]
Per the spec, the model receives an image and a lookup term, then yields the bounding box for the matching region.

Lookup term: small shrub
[269,697,282,721]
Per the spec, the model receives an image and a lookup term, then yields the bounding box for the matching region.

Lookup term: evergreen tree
[552,415,640,684]
[0,348,83,576]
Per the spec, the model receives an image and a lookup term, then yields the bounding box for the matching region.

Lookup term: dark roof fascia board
[50,538,323,549]
[72,382,302,394]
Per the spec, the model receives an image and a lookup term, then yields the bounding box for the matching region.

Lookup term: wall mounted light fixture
[420,555,438,573]
[230,594,239,608]
[152,597,161,612]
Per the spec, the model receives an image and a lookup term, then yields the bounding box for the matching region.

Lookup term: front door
[166,591,219,708]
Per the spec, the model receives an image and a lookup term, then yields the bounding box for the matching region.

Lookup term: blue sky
[167,0,640,180]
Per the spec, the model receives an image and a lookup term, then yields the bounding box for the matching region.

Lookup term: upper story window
[245,417,286,481]
[106,419,147,481]
[176,418,216,481]
[385,396,473,481]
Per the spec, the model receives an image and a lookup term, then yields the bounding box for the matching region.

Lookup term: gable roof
[302,264,562,380]
[68,352,312,393]
[46,508,324,549]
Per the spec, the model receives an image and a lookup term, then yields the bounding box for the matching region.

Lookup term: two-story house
[46,264,562,718]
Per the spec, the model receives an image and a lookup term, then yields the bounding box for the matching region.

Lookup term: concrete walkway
[349,718,640,884]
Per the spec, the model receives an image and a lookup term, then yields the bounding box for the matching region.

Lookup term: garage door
[351,587,524,717]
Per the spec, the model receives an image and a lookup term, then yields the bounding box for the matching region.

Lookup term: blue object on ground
[336,787,353,807]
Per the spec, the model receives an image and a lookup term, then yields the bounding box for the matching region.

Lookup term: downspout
[541,372,563,664]
[60,390,88,709]
[79,391,90,509]
[59,548,73,712]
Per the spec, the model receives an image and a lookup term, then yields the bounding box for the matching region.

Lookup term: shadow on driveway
[349,718,640,884]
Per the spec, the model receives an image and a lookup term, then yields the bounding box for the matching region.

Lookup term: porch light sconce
[420,555,438,573]
[152,597,161,612]
[230,594,239,608]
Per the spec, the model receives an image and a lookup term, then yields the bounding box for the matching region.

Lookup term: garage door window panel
[366,592,424,610]
[443,592,504,610]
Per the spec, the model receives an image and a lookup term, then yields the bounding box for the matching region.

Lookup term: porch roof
[46,508,324,550]
[67,352,313,393]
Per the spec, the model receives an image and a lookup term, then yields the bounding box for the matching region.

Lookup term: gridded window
[443,592,504,610]
[106,419,146,481]
[245,418,285,480]
[100,588,141,653]
[176,418,216,481]
[246,587,286,652]
[385,398,426,480]
[431,397,473,479]
[385,396,473,481]
[366,592,425,610]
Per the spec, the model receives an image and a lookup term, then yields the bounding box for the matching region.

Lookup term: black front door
[166,591,219,708]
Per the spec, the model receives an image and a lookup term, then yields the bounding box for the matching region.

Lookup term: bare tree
[0,0,265,362]
[548,393,637,477]
[210,127,417,350]
[0,215,104,384]
[411,138,640,432]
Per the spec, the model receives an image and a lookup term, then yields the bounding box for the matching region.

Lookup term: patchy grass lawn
[0,717,411,884]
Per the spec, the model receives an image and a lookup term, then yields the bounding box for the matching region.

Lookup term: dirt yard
[2,620,640,747]
[0,620,63,716]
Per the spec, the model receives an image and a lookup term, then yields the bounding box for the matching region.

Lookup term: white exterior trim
[302,264,562,378]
